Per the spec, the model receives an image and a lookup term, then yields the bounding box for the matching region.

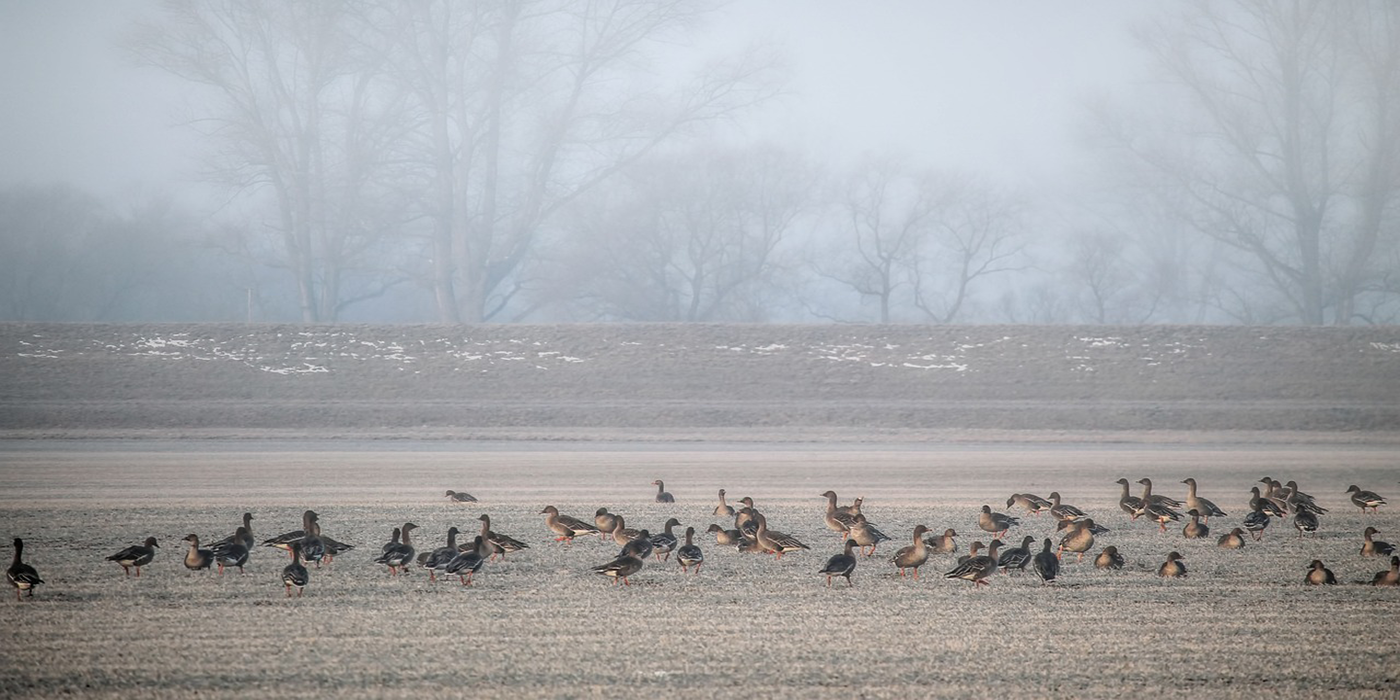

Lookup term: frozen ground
[1,441,1397,698]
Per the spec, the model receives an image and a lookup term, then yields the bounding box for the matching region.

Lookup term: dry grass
[1,441,1398,698]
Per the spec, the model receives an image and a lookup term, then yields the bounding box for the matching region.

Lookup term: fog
[1,1,1396,325]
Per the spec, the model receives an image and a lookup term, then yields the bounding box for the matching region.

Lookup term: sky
[0,0,1162,207]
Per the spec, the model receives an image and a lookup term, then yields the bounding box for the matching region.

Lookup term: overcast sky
[0,0,1160,205]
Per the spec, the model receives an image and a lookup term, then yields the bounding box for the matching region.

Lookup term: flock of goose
[6,477,1396,599]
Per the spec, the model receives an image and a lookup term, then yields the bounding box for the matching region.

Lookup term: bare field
[2,441,1398,698]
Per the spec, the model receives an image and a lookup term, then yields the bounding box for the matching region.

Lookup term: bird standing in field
[821,491,858,538]
[182,534,214,572]
[107,537,159,577]
[1033,538,1059,584]
[1293,508,1319,539]
[945,540,1002,587]
[282,541,308,597]
[1115,478,1145,519]
[374,523,417,576]
[1305,560,1336,586]
[1047,492,1087,524]
[1243,503,1271,541]
[540,505,599,542]
[1007,493,1051,516]
[924,528,958,554]
[445,490,477,503]
[677,527,703,574]
[752,512,809,559]
[713,489,735,517]
[978,505,1019,539]
[620,530,654,561]
[210,513,255,552]
[653,480,675,503]
[819,539,858,587]
[213,529,250,575]
[998,535,1036,573]
[8,538,42,600]
[848,514,891,557]
[1158,551,1187,578]
[1057,519,1098,562]
[477,514,528,560]
[891,525,930,579]
[1180,478,1226,522]
[1347,485,1387,514]
[592,553,644,586]
[594,508,619,541]
[649,519,682,562]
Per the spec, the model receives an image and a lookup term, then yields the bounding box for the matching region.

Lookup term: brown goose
[1138,478,1183,509]
[1057,519,1098,562]
[1047,492,1086,523]
[890,525,930,579]
[819,539,859,587]
[958,541,985,566]
[373,523,416,575]
[978,505,1020,539]
[445,490,477,503]
[848,514,891,557]
[753,511,808,559]
[594,508,619,541]
[210,513,255,552]
[944,540,1002,587]
[107,537,159,577]
[611,514,643,546]
[1095,545,1125,570]
[281,541,308,597]
[540,505,598,542]
[1305,560,1336,585]
[593,553,644,585]
[181,534,214,572]
[1217,528,1247,550]
[1180,478,1227,522]
[707,523,745,547]
[477,514,528,560]
[713,489,735,517]
[1347,485,1387,515]
[924,528,958,554]
[1362,527,1396,557]
[1372,556,1400,586]
[677,527,704,573]
[8,538,43,599]
[1158,551,1187,578]
[1115,478,1145,519]
[1182,510,1210,539]
[652,480,675,504]
[821,491,857,538]
[1007,493,1052,516]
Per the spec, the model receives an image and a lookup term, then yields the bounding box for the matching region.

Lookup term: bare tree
[910,175,1028,323]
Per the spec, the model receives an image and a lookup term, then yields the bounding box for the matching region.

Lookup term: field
[2,441,1398,698]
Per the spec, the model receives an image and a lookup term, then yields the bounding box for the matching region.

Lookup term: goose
[821,491,857,537]
[1362,527,1396,557]
[1180,478,1227,522]
[1032,538,1058,583]
[1259,480,1291,514]
[958,541,985,566]
[834,495,862,516]
[848,514,891,557]
[753,512,809,559]
[734,500,760,536]
[1115,479,1145,519]
[107,537,159,577]
[1158,551,1187,578]
[213,528,249,575]
[262,510,317,557]
[891,525,930,579]
[1217,528,1247,550]
[1007,493,1051,516]
[1057,519,1098,562]
[1243,503,1271,541]
[210,513,255,553]
[1249,487,1287,518]
[1347,485,1387,514]
[1056,518,1111,535]
[653,480,675,504]
[299,517,326,569]
[1305,560,1336,586]
[422,527,461,581]
[997,535,1036,572]
[445,490,477,503]
[281,541,308,597]
[477,514,528,560]
[1138,478,1183,509]
[707,523,745,547]
[1047,492,1086,523]
[978,505,1019,539]
[945,540,1002,587]
[620,530,654,561]
[1283,481,1326,515]
[1293,509,1319,539]
[1094,545,1125,570]
[379,527,402,555]
[649,519,682,562]
[592,553,644,585]
[540,505,598,542]
[1140,500,1183,532]
[374,523,417,575]
[8,538,42,599]
[594,508,619,541]
[611,514,643,546]
[182,534,214,572]
[1182,510,1210,539]
[1371,556,1400,586]
[819,539,858,587]
[713,489,735,517]
[924,528,958,554]
[444,536,489,586]
[677,527,704,573]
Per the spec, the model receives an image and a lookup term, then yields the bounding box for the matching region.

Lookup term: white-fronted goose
[299,517,327,569]
[1047,492,1086,523]
[1243,503,1271,541]
[1140,500,1183,532]
[998,535,1036,572]
[1362,527,1396,557]
[445,490,477,503]
[262,510,317,557]
[1056,518,1111,535]
[611,514,642,547]
[1007,493,1051,516]
[924,528,958,554]
[477,514,528,560]
[848,514,891,557]
[1180,479,1226,522]
[1249,487,1287,518]
[834,495,862,516]
[594,508,619,541]
[707,523,744,547]
[945,540,1002,586]
[422,527,461,581]
[1217,528,1247,550]
[1293,508,1319,539]
[593,553,644,585]
[214,528,250,575]
[182,534,213,572]
[540,505,598,542]
[445,536,489,586]
[374,523,417,575]
[620,530,654,560]
[1347,485,1387,514]
[1057,519,1097,562]
[1115,479,1145,519]
[649,519,682,562]
[1032,538,1058,583]
[1095,545,1125,570]
[1137,478,1182,509]
[753,512,809,559]
[1283,481,1326,515]
[1305,560,1336,585]
[714,489,735,517]
[1158,551,1186,578]
[107,537,159,577]
[282,541,308,597]
[735,500,760,538]
[211,513,255,552]
[1182,510,1210,540]
[381,527,401,553]
[1260,479,1292,514]
[8,538,42,599]
[891,525,930,579]
[821,491,857,537]
[819,539,858,587]
[958,541,985,566]
[1372,556,1400,586]
[978,505,1019,539]
[653,480,675,504]
[677,527,703,573]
